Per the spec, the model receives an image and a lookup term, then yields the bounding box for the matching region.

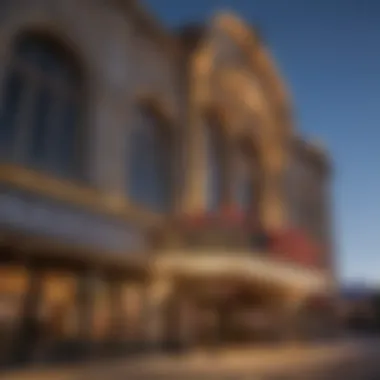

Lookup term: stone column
[107,279,125,339]
[76,270,97,358]
[178,297,194,351]
[126,283,143,348]
[142,278,172,351]
[277,293,307,344]
[11,265,44,365]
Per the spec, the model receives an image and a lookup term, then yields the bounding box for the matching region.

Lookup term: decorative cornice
[211,11,294,134]
[112,0,181,57]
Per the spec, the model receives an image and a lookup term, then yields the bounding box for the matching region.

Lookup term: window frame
[127,99,175,214]
[232,137,261,220]
[203,111,228,213]
[0,31,86,182]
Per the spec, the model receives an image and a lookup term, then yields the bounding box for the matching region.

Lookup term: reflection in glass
[28,86,53,167]
[128,108,171,212]
[53,99,81,179]
[0,69,25,156]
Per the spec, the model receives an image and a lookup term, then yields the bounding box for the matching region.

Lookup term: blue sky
[144,0,380,286]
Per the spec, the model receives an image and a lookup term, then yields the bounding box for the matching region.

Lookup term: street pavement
[2,338,380,380]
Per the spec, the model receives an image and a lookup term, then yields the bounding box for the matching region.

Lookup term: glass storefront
[35,271,79,361]
[123,284,145,349]
[0,265,28,364]
[0,263,150,366]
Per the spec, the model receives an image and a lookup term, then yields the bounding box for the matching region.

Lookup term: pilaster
[142,277,172,350]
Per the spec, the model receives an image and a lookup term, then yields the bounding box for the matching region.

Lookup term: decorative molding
[0,163,164,228]
[155,252,330,293]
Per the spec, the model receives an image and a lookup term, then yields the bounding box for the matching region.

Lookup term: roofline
[112,0,181,57]
[293,136,332,177]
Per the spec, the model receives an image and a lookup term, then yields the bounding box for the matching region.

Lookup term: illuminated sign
[0,188,146,255]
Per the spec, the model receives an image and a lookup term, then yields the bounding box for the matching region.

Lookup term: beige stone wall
[181,13,290,231]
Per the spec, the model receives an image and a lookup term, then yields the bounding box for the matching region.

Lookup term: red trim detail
[179,204,242,227]
[176,211,323,269]
[268,228,322,268]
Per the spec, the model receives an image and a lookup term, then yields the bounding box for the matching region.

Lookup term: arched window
[205,119,224,212]
[128,105,172,212]
[234,140,260,216]
[0,32,84,180]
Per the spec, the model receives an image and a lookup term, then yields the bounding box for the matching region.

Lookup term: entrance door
[3,266,81,367]
[35,271,78,363]
[196,305,220,348]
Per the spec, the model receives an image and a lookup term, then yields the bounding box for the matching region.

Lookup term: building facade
[0,0,336,368]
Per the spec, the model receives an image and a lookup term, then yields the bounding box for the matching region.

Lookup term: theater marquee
[0,187,146,256]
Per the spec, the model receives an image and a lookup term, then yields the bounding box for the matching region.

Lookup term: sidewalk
[2,338,378,380]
